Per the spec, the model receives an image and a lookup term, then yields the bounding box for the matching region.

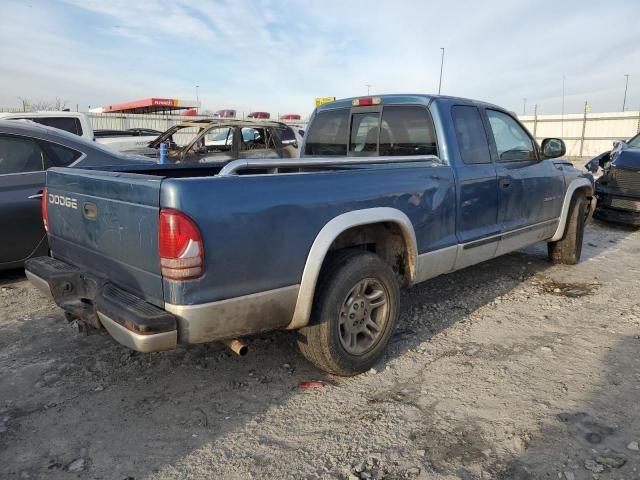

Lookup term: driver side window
[486,110,536,162]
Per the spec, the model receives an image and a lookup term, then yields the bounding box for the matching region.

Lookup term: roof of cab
[314,93,503,112]
[0,119,118,153]
[0,111,84,119]
[0,118,82,142]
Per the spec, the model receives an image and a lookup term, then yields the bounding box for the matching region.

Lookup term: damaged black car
[586,133,640,226]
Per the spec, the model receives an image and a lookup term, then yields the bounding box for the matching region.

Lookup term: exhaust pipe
[223,338,248,356]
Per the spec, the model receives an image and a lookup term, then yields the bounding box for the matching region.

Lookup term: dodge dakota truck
[25,94,596,376]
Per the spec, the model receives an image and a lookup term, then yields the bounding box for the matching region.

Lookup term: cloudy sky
[0,0,638,116]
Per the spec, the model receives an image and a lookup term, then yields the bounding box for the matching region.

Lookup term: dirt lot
[1,219,639,480]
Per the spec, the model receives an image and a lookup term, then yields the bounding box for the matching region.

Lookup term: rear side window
[38,140,82,167]
[379,106,437,156]
[31,117,83,136]
[304,109,349,156]
[0,135,44,174]
[275,126,296,145]
[451,106,491,164]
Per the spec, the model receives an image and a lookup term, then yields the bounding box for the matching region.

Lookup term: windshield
[628,133,640,148]
[152,125,203,149]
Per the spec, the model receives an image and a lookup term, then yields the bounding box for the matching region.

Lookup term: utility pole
[365,84,372,95]
[622,74,630,111]
[523,98,527,116]
[561,76,566,138]
[533,104,538,139]
[438,47,445,95]
[579,101,589,157]
[195,85,200,112]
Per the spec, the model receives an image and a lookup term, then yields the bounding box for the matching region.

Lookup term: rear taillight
[42,187,48,232]
[158,209,203,280]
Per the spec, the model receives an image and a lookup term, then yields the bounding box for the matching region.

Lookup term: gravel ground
[1,219,639,480]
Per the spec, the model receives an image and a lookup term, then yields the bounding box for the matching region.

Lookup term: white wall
[519,111,640,158]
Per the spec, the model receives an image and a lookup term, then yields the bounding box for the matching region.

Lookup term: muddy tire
[548,192,587,265]
[297,249,399,376]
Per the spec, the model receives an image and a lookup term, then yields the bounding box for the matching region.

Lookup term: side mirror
[541,138,566,159]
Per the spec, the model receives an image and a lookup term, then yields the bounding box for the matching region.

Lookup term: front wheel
[548,192,587,264]
[297,249,399,376]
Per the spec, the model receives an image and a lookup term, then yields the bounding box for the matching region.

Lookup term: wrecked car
[146,119,301,163]
[586,133,640,226]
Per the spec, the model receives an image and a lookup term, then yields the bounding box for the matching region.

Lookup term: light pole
[366,84,372,95]
[195,85,200,112]
[523,98,527,116]
[561,75,566,138]
[622,74,630,111]
[438,47,445,95]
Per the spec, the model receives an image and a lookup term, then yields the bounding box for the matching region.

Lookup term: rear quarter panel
[160,164,456,306]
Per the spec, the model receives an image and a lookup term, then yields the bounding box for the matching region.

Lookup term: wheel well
[327,222,414,286]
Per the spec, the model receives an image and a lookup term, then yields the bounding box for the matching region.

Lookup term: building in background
[94,98,201,115]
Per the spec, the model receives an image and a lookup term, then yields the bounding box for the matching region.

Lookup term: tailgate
[46,168,165,307]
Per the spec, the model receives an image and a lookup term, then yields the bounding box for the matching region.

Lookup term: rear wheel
[548,192,587,264]
[297,249,399,376]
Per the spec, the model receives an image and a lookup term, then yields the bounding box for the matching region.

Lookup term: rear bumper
[25,256,299,351]
[25,257,177,352]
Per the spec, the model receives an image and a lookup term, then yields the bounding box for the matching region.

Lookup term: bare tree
[53,97,69,110]
[17,97,30,112]
[15,96,70,112]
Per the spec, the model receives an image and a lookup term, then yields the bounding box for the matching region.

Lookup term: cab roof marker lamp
[352,97,382,107]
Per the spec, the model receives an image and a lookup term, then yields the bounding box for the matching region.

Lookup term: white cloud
[0,0,639,116]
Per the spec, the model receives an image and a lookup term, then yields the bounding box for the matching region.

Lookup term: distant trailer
[214,109,236,118]
[248,111,270,119]
[280,114,301,120]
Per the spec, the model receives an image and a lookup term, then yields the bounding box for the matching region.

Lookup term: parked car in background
[247,111,270,119]
[586,133,640,226]
[126,128,163,137]
[0,120,155,270]
[94,128,162,138]
[26,94,595,376]
[213,109,236,119]
[0,111,158,153]
[147,119,301,162]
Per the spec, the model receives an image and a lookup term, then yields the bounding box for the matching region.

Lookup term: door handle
[499,179,512,189]
[28,193,43,199]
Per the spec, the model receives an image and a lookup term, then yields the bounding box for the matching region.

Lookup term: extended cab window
[304,109,349,156]
[379,106,437,156]
[31,117,83,136]
[0,135,44,174]
[486,110,535,162]
[451,106,491,164]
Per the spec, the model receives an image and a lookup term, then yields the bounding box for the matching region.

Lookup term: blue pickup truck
[25,94,595,376]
